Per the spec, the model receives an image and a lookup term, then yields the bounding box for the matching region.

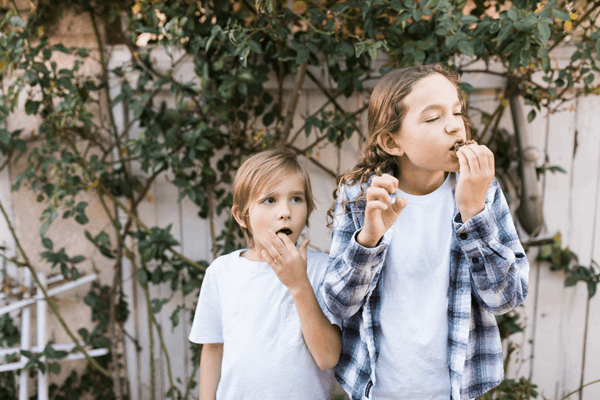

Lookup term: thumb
[299,238,310,260]
[392,196,408,214]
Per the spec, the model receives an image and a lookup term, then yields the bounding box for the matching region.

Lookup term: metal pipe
[509,94,544,236]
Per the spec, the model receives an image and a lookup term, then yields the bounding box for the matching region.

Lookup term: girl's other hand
[262,231,311,295]
[455,143,495,222]
[357,174,408,248]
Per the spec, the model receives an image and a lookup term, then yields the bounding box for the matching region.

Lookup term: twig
[560,379,600,400]
[279,62,309,147]
[290,145,336,178]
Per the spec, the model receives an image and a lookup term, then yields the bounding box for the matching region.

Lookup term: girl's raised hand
[455,143,495,222]
[261,231,311,294]
[357,174,407,248]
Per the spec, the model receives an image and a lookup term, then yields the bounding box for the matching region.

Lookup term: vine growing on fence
[0,0,599,399]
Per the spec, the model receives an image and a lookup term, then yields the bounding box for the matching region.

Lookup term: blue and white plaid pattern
[322,173,529,400]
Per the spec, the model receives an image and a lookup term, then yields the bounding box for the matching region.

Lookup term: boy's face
[244,173,308,256]
[393,73,467,173]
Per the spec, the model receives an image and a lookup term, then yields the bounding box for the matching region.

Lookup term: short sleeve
[188,267,224,344]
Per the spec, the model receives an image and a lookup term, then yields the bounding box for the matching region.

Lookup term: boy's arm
[199,343,223,400]
[261,232,341,370]
[322,189,389,320]
[290,285,342,370]
[456,179,529,315]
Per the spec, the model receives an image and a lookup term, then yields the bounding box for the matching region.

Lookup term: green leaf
[552,9,571,21]
[49,363,61,374]
[138,269,149,284]
[445,36,458,49]
[458,82,475,93]
[70,255,85,264]
[497,23,513,43]
[9,16,25,27]
[247,40,262,54]
[25,100,41,116]
[458,41,474,57]
[565,275,578,286]
[461,15,479,24]
[584,73,594,86]
[537,22,551,43]
[527,109,536,123]
[42,237,53,250]
[588,281,597,298]
[507,8,518,21]
[412,9,423,21]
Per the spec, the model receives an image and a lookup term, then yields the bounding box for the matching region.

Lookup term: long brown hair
[327,63,472,224]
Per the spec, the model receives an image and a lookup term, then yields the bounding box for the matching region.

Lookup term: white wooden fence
[1,45,599,399]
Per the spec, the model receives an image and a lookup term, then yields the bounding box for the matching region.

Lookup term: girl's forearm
[199,343,223,400]
[290,286,342,371]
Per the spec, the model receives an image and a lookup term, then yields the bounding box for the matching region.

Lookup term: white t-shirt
[189,249,336,400]
[372,174,454,399]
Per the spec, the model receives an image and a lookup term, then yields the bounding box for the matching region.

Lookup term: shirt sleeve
[454,178,530,315]
[322,184,388,320]
[188,266,224,344]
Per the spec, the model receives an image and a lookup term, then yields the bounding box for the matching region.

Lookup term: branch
[548,1,600,53]
[278,62,308,147]
[291,145,336,178]
[0,197,111,377]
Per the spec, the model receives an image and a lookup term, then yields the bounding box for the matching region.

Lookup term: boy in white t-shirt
[189,148,342,400]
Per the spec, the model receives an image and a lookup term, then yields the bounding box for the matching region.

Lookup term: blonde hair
[231,148,316,248]
[328,63,472,223]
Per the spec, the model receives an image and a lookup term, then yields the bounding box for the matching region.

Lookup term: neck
[240,246,264,262]
[395,158,448,196]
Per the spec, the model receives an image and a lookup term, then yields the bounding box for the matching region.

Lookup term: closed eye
[425,117,439,123]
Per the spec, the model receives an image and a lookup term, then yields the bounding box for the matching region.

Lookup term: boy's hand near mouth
[262,229,311,295]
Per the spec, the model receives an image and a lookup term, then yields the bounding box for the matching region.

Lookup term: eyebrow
[419,101,462,115]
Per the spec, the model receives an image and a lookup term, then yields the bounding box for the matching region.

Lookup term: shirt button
[472,256,480,264]
[460,233,468,240]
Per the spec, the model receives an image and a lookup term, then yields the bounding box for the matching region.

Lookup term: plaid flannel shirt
[322,173,529,400]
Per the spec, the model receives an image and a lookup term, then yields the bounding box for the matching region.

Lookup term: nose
[277,202,291,220]
[445,114,464,136]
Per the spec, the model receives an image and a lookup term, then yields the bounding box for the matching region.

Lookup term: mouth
[451,139,476,152]
[276,228,293,236]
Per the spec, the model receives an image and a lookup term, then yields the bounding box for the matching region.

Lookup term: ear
[231,205,247,228]
[376,131,404,156]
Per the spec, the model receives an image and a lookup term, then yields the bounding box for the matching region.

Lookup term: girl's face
[393,73,466,174]
[242,173,308,261]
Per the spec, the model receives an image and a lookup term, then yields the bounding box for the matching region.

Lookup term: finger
[366,186,393,205]
[277,231,297,252]
[473,145,490,172]
[456,148,471,176]
[391,196,408,214]
[262,235,283,261]
[266,230,287,254]
[488,148,495,173]
[365,200,389,214]
[370,175,399,195]
[261,249,277,266]
[459,146,481,174]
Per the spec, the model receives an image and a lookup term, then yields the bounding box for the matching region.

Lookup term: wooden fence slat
[579,94,600,400]
[531,102,576,399]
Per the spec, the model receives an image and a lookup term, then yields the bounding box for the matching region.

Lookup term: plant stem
[561,379,600,400]
[0,197,111,377]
